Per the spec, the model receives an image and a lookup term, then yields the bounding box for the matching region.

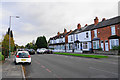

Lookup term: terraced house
[91,16,120,51]
[48,16,120,53]
[48,29,72,52]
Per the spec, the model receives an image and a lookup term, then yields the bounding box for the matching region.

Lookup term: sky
[0,0,119,46]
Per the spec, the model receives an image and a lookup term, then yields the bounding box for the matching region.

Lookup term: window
[94,29,97,38]
[83,42,87,49]
[111,25,116,35]
[71,35,73,41]
[93,41,99,49]
[86,32,88,38]
[69,44,73,50]
[66,44,68,50]
[76,34,78,40]
[110,39,119,49]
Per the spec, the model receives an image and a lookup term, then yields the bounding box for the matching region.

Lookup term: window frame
[111,25,116,35]
[94,29,97,38]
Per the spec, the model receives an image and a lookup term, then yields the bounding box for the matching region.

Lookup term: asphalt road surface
[23,54,119,79]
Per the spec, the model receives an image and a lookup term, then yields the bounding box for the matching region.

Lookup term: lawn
[54,52,108,58]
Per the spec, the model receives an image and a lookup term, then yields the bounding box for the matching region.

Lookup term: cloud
[1,1,118,46]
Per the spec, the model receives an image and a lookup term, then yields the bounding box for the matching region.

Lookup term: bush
[0,52,4,61]
[111,46,120,51]
[97,48,102,51]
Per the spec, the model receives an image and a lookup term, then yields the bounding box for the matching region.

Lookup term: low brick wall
[94,50,120,55]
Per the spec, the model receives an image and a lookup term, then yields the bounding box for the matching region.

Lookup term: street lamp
[9,16,20,58]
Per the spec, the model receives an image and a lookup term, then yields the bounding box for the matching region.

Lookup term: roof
[69,28,82,35]
[93,16,120,30]
[49,16,120,40]
[49,30,72,40]
[76,16,120,33]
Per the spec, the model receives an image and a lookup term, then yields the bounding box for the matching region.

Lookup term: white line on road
[89,67,118,75]
[41,65,45,68]
[21,65,26,80]
[46,69,51,73]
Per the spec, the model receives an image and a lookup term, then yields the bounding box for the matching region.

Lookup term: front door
[101,41,104,51]
[105,40,109,51]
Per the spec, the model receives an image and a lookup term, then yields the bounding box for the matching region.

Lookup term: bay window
[109,39,119,49]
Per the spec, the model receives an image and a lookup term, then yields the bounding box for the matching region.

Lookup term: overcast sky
[0,0,119,46]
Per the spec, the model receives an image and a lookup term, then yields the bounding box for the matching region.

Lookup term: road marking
[89,67,118,75]
[21,65,26,80]
[46,68,51,73]
[41,65,45,68]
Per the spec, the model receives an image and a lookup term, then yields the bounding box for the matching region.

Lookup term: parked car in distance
[37,48,47,54]
[44,49,53,54]
[14,51,31,65]
[17,48,25,51]
[28,49,35,55]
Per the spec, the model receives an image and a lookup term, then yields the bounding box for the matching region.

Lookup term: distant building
[48,29,72,52]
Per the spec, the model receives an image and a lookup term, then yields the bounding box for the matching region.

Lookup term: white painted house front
[78,30,92,51]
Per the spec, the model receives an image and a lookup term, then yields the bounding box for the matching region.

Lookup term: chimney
[102,18,106,21]
[77,23,81,29]
[94,17,99,25]
[64,28,67,33]
[57,32,60,36]
[70,30,72,32]
[85,24,87,26]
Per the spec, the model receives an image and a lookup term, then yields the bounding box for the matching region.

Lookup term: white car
[14,51,31,65]
[37,48,47,54]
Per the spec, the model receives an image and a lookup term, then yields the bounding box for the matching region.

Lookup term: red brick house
[91,16,120,51]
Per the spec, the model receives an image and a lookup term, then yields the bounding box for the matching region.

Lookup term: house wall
[78,31,91,41]
[91,24,120,51]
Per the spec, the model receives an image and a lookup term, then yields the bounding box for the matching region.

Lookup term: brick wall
[91,23,120,51]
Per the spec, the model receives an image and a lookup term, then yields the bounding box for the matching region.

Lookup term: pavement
[23,54,119,80]
[2,55,24,80]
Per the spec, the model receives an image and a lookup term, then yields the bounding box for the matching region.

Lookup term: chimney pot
[64,28,67,33]
[94,17,99,25]
[85,24,87,26]
[77,23,81,29]
[102,18,106,21]
[57,32,60,36]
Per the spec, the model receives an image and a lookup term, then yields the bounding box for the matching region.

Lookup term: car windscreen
[18,53,29,58]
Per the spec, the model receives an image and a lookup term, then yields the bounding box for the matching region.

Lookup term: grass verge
[54,52,108,58]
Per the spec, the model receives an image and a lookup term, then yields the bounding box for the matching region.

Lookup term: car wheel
[28,62,31,65]
[14,61,18,65]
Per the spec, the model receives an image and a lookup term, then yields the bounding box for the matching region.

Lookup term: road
[23,54,119,79]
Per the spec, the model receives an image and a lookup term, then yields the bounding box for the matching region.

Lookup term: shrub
[0,52,4,61]
[111,46,120,50]
[97,48,102,51]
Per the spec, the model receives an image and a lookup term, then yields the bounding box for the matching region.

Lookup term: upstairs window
[86,32,88,38]
[111,25,116,35]
[76,34,78,40]
[94,29,97,38]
